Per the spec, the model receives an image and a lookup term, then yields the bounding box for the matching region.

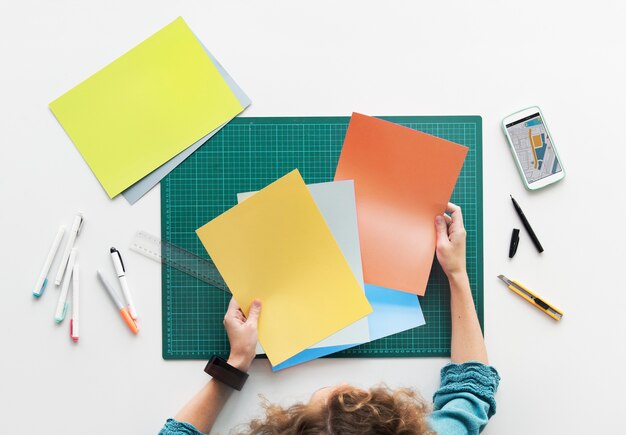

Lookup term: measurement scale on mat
[130,231,230,293]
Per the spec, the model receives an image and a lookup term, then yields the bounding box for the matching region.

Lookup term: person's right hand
[435,202,467,279]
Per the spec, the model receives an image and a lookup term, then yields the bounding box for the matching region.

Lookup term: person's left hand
[224,297,261,372]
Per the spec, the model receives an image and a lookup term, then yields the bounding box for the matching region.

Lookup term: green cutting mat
[161,116,482,360]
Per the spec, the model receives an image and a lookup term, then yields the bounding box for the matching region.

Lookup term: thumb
[435,216,449,245]
[246,299,262,326]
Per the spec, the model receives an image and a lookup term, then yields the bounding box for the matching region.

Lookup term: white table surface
[1,1,625,433]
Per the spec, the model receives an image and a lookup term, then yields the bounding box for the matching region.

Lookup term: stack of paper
[196,114,468,369]
[238,180,371,354]
[196,170,373,366]
[237,181,426,371]
[49,17,250,203]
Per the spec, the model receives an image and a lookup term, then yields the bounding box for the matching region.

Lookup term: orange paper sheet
[334,113,468,295]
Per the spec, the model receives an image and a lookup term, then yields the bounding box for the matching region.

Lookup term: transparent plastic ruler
[130,230,230,293]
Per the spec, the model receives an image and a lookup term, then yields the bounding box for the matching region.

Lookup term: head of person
[241,384,433,434]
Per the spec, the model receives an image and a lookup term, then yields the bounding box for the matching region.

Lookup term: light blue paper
[121,44,251,204]
[271,284,426,371]
[365,285,425,340]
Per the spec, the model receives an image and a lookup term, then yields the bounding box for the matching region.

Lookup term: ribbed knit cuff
[435,361,501,418]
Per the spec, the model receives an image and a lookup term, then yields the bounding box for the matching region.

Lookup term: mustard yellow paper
[196,170,372,366]
[49,17,244,198]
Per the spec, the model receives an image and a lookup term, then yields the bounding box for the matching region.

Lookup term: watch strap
[204,355,249,391]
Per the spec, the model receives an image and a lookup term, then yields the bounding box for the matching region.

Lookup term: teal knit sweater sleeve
[427,361,501,435]
[159,418,204,435]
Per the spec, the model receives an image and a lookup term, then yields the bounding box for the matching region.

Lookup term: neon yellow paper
[196,170,372,366]
[49,17,244,198]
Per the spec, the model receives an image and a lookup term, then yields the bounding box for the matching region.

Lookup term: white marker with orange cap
[97,270,138,334]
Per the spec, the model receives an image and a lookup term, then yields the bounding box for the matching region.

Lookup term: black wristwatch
[204,355,249,391]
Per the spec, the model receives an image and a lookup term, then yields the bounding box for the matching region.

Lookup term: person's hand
[435,202,467,281]
[223,297,261,372]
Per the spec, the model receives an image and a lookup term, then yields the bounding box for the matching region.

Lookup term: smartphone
[502,106,565,190]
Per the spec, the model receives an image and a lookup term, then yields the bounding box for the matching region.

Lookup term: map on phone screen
[505,113,562,183]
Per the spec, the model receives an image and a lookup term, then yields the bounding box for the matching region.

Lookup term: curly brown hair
[239,385,434,434]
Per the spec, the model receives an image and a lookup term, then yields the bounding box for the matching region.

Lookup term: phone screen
[505,113,562,183]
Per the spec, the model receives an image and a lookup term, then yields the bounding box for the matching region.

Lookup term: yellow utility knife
[497,275,563,321]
